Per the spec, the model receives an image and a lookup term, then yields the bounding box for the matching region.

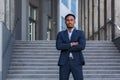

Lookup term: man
[56,14,86,80]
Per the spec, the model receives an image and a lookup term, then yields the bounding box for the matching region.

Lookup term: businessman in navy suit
[56,14,86,80]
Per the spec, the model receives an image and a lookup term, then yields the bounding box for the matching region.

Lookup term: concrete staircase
[6,40,120,80]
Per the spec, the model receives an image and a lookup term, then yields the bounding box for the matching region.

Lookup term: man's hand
[71,42,79,47]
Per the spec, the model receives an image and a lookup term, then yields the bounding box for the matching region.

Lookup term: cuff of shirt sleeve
[70,43,72,47]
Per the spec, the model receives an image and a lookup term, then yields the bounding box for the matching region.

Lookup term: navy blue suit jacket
[56,29,86,66]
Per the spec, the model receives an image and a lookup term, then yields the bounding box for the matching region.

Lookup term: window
[62,0,68,7]
[71,0,76,15]
[61,17,66,30]
[28,4,37,40]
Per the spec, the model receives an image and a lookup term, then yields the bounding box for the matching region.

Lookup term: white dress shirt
[67,28,74,59]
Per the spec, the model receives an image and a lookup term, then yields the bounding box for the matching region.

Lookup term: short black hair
[65,14,76,20]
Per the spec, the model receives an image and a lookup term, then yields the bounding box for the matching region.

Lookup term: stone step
[11,53,120,57]
[12,49,119,53]
[10,56,120,59]
[12,51,119,54]
[6,78,120,80]
[7,78,75,80]
[11,53,120,59]
[10,59,120,63]
[14,41,114,43]
[12,53,120,57]
[9,66,120,71]
[14,40,113,43]
[13,46,117,50]
[14,44,116,47]
[9,62,120,65]
[9,66,120,70]
[13,44,115,47]
[15,41,113,43]
[7,40,120,80]
[10,63,120,66]
[7,73,120,78]
[8,69,120,74]
[9,65,120,69]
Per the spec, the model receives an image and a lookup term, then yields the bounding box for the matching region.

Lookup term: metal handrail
[108,20,120,31]
[116,24,120,30]
[89,19,120,40]
[107,18,120,30]
[89,20,111,38]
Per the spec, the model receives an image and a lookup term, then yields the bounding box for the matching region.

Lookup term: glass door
[47,18,52,40]
[28,4,37,40]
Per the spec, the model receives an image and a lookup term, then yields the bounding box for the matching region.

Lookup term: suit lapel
[64,29,77,42]
[64,30,70,41]
[71,29,76,41]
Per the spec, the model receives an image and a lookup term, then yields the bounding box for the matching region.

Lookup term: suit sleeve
[56,32,71,50]
[69,31,86,52]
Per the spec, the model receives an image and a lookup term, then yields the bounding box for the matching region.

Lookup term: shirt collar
[67,28,74,33]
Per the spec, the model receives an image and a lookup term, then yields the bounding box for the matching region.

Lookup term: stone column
[0,0,5,21]
[5,0,16,31]
[100,0,104,40]
[51,0,58,40]
[10,0,15,31]
[78,0,81,29]
[21,0,29,40]
[42,0,49,40]
[94,0,98,32]
[89,0,92,37]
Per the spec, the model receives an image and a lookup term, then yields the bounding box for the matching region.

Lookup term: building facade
[0,0,78,41]
[1,0,59,40]
[58,0,78,31]
[0,0,120,80]
[0,0,120,41]
[78,0,120,40]
[0,0,79,41]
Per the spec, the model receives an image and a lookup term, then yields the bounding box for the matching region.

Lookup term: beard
[66,23,74,29]
[67,26,74,29]
[67,24,74,28]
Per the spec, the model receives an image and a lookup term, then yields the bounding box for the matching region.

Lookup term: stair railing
[3,18,19,56]
[2,18,19,80]
[89,19,120,40]
[108,19,120,31]
[108,19,120,51]
[108,18,120,40]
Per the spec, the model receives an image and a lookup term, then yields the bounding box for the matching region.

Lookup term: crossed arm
[56,31,86,52]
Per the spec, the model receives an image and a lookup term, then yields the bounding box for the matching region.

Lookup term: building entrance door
[28,4,37,40]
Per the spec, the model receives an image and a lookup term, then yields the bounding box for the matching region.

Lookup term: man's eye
[66,19,74,21]
[70,19,74,21]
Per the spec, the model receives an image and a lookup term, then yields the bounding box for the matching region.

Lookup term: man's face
[65,16,76,29]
